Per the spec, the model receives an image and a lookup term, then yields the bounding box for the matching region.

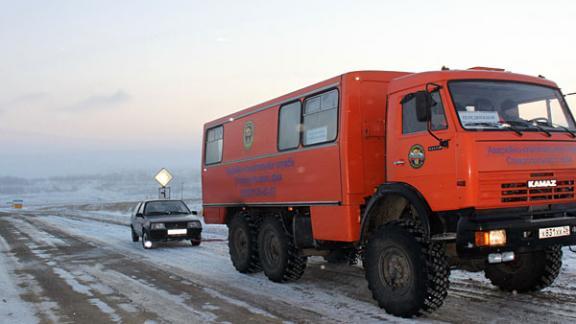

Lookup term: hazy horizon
[2,0,576,178]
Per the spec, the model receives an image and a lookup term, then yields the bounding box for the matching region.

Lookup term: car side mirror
[136,213,143,218]
[414,91,433,122]
[191,211,198,216]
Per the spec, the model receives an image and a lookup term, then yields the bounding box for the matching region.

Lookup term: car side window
[402,92,448,134]
[133,203,141,216]
[138,203,145,215]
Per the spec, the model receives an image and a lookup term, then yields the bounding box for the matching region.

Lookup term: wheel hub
[234,228,249,259]
[379,247,412,291]
[263,231,281,265]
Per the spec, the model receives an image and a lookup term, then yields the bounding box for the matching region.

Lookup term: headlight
[187,221,202,229]
[475,229,506,247]
[151,223,165,230]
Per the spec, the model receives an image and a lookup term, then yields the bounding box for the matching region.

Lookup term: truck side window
[205,125,224,164]
[303,90,338,146]
[278,101,302,150]
[402,92,448,134]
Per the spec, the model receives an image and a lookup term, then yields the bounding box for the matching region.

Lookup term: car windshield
[144,201,190,216]
[449,81,576,133]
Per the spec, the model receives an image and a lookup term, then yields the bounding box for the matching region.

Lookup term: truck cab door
[386,87,458,211]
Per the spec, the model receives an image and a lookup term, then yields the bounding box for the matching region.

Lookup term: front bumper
[149,228,202,242]
[456,208,576,258]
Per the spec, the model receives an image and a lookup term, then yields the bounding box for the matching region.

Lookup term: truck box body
[202,70,576,244]
[202,72,410,242]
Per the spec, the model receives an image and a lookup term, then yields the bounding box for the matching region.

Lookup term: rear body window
[303,90,339,146]
[205,126,224,164]
[278,101,302,150]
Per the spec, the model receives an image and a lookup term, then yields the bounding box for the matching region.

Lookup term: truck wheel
[258,216,307,282]
[364,220,449,318]
[485,246,562,292]
[131,226,139,242]
[142,232,153,249]
[229,214,261,273]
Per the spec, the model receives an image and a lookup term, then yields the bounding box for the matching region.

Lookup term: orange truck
[201,68,576,317]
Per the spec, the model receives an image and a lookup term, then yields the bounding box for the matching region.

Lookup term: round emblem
[243,121,254,150]
[408,145,425,169]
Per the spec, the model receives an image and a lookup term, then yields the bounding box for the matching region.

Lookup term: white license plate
[539,226,570,239]
[167,229,187,235]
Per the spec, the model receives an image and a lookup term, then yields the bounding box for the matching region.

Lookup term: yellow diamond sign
[154,168,173,187]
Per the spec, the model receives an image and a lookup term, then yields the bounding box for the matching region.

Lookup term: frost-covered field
[0,170,202,207]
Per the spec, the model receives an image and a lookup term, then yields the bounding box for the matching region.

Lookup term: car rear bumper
[149,228,202,242]
[456,208,576,258]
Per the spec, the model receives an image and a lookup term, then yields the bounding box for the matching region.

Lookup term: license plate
[167,229,187,235]
[539,226,570,239]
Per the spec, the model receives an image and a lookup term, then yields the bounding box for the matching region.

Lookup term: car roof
[140,199,186,203]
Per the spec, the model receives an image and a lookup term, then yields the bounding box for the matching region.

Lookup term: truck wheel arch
[360,183,433,243]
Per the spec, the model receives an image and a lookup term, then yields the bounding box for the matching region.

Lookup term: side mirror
[414,91,433,122]
[191,211,198,216]
[136,213,143,218]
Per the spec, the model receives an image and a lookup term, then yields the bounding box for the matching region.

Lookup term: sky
[1,0,576,178]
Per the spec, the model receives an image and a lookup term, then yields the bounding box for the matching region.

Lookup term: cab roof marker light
[468,67,505,72]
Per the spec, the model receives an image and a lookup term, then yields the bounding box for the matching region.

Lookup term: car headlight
[187,221,201,229]
[151,223,165,230]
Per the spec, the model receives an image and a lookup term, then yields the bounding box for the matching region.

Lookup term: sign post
[154,168,173,200]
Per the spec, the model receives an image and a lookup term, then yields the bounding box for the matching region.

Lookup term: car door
[135,202,146,235]
[386,86,458,211]
[131,202,141,229]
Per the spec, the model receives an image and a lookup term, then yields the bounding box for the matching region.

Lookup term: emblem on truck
[243,121,254,150]
[408,145,425,169]
[527,179,557,188]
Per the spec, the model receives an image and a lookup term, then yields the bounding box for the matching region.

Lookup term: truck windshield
[449,81,576,133]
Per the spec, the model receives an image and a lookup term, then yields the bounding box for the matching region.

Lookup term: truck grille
[501,180,574,203]
[478,170,576,209]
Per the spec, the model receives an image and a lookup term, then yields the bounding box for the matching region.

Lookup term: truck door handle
[393,160,405,166]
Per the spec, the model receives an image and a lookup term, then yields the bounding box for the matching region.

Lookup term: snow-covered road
[1,207,576,323]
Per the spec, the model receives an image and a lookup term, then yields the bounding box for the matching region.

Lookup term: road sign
[154,168,173,188]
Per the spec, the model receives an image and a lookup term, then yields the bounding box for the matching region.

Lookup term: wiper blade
[465,122,523,136]
[506,120,550,137]
[536,122,576,138]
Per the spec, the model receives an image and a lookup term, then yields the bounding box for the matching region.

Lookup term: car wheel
[131,226,139,242]
[142,231,153,249]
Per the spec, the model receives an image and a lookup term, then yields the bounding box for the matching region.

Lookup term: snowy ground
[0,204,576,323]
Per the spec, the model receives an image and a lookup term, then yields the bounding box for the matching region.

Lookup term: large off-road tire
[258,216,307,282]
[228,213,261,273]
[364,220,449,318]
[485,246,562,292]
[131,226,139,242]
